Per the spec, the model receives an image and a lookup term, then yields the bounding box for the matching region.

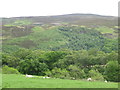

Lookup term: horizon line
[1,13,118,18]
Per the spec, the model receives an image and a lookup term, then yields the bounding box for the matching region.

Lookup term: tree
[44,51,67,70]
[51,67,70,79]
[88,69,104,81]
[2,53,19,68]
[13,48,32,60]
[67,65,86,79]
[18,59,48,75]
[104,61,119,82]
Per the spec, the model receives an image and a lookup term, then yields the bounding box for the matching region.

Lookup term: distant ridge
[2,13,117,27]
[2,13,117,18]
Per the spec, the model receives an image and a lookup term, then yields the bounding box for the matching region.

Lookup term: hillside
[2,14,117,27]
[1,14,118,53]
[1,14,119,85]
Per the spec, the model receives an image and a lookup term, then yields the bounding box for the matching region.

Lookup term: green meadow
[2,74,118,88]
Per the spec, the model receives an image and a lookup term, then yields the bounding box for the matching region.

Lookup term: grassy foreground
[2,74,118,88]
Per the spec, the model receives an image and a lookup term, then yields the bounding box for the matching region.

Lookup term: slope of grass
[95,26,118,39]
[95,26,115,34]
[4,20,32,26]
[2,74,118,88]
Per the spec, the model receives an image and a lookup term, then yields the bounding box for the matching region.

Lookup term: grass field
[2,74,118,88]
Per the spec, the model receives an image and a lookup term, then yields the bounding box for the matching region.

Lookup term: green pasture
[2,74,118,88]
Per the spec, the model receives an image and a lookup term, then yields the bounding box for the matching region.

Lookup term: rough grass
[95,26,115,34]
[2,74,118,88]
[4,20,31,26]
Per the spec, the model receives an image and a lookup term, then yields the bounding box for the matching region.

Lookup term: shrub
[51,67,70,79]
[67,65,86,79]
[88,69,104,81]
[2,65,20,74]
[92,65,105,74]
[44,70,52,77]
[104,61,119,82]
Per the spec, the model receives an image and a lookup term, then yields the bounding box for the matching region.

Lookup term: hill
[1,14,119,85]
[1,14,118,53]
[2,14,117,27]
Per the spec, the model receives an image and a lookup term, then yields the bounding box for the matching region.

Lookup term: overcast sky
[0,0,119,17]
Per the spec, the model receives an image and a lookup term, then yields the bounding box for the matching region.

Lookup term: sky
[0,0,119,17]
